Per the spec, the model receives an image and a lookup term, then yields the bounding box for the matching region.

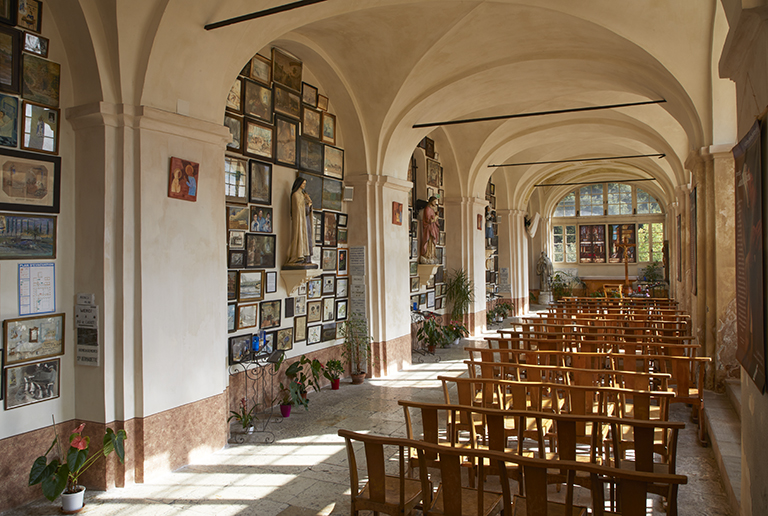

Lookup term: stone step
[725,379,741,420]
[703,388,741,516]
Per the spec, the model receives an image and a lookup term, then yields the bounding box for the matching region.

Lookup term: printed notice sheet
[18,263,55,315]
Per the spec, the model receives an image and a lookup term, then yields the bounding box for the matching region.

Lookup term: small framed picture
[3,312,64,365]
[243,78,272,123]
[237,303,258,330]
[323,145,344,180]
[322,248,337,271]
[337,248,348,275]
[337,228,348,245]
[244,118,274,161]
[250,54,271,85]
[274,114,298,167]
[249,159,272,205]
[317,94,328,111]
[299,136,323,174]
[226,78,242,113]
[249,206,273,233]
[0,93,18,147]
[427,291,435,308]
[411,277,420,292]
[424,137,435,159]
[438,189,445,205]
[322,297,334,322]
[227,205,249,230]
[245,233,276,269]
[321,323,336,342]
[22,54,59,108]
[5,358,60,409]
[301,106,322,141]
[227,271,238,301]
[302,82,318,107]
[323,212,337,247]
[321,112,336,145]
[410,262,418,276]
[295,295,307,316]
[23,31,47,58]
[0,212,55,259]
[322,274,335,296]
[238,270,264,302]
[284,297,295,318]
[307,324,321,345]
[0,0,16,26]
[21,100,58,154]
[0,25,20,94]
[224,114,242,152]
[336,277,348,298]
[272,47,302,92]
[263,331,275,353]
[307,300,322,323]
[307,277,322,299]
[259,299,281,329]
[436,297,444,310]
[265,271,277,293]
[228,334,251,365]
[273,83,301,119]
[228,250,245,269]
[336,321,346,339]
[312,210,324,246]
[392,202,403,225]
[337,213,348,227]
[276,328,293,351]
[426,158,440,187]
[419,293,426,305]
[17,0,41,33]
[294,315,307,343]
[227,303,236,332]
[336,299,348,321]
[225,156,248,205]
[167,156,199,202]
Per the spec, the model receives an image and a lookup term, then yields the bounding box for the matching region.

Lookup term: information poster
[349,246,366,316]
[18,262,55,315]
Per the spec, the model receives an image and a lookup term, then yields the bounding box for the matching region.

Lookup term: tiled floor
[4,338,732,515]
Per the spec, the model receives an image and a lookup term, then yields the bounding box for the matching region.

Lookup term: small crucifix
[614,241,636,288]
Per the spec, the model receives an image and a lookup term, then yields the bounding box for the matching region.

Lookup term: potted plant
[323,359,345,390]
[277,377,305,416]
[29,418,127,513]
[445,268,475,322]
[273,354,323,414]
[340,312,374,384]
[417,317,447,353]
[227,397,257,432]
[443,320,469,346]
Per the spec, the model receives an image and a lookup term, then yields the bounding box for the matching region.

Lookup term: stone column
[497,209,529,315]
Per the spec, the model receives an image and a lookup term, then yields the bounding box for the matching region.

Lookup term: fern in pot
[445,268,475,322]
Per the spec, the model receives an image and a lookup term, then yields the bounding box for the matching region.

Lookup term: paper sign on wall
[75,295,100,366]
[18,263,55,315]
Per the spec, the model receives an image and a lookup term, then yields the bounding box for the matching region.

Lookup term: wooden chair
[339,429,431,516]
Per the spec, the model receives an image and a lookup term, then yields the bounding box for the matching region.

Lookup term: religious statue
[485,206,495,248]
[419,196,439,264]
[536,251,553,291]
[284,177,318,269]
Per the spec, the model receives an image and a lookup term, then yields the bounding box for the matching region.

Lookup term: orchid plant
[29,418,127,501]
[228,397,257,430]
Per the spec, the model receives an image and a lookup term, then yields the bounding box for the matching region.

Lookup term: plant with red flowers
[29,417,127,500]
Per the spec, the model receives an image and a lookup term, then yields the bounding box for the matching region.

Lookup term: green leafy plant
[445,268,475,321]
[228,397,257,430]
[443,320,469,345]
[640,261,663,283]
[278,377,308,410]
[322,359,345,381]
[29,419,127,501]
[550,271,585,299]
[272,354,323,410]
[417,317,448,349]
[340,312,376,375]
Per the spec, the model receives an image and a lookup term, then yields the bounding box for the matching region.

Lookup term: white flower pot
[61,486,85,513]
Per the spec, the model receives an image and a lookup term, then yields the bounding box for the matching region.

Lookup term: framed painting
[294,315,307,343]
[307,299,322,323]
[427,290,435,309]
[272,47,302,92]
[323,145,344,180]
[419,293,426,305]
[439,231,446,246]
[22,53,58,108]
[307,324,321,345]
[224,155,248,204]
[410,276,419,292]
[0,212,55,259]
[243,78,272,123]
[237,303,258,330]
[240,60,251,78]
[276,328,293,351]
[284,297,295,318]
[265,270,277,293]
[438,189,445,205]
[249,54,271,85]
[167,156,199,202]
[227,249,245,268]
[322,177,343,211]
[392,202,403,225]
[322,274,335,296]
[0,148,60,212]
[249,206,273,233]
[426,158,440,187]
[322,297,334,322]
[322,248,337,271]
[249,159,272,205]
[321,112,336,145]
[5,358,59,410]
[608,224,636,264]
[336,277,348,298]
[227,205,249,230]
[3,312,63,365]
[424,137,435,158]
[302,105,322,141]
[295,294,307,316]
[312,210,324,246]
[244,119,274,161]
[299,172,322,209]
[228,334,251,365]
[238,270,264,302]
[302,82,318,107]
[338,213,348,227]
[0,25,20,94]
[224,113,242,152]
[262,331,275,354]
[226,78,241,113]
[227,271,238,300]
[0,0,16,26]
[337,227,348,245]
[436,297,443,310]
[317,94,328,111]
[245,233,276,269]
[323,211,337,247]
[299,136,323,174]
[274,114,298,167]
[273,83,301,120]
[0,92,16,148]
[336,299,348,321]
[17,0,41,33]
[321,323,336,342]
[410,261,417,276]
[307,277,322,299]
[227,302,236,332]
[260,299,281,329]
[337,248,348,275]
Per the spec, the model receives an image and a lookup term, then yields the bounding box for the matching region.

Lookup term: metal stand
[228,350,284,444]
[410,308,441,363]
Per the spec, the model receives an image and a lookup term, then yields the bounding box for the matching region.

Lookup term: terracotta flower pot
[280,404,292,418]
[331,378,340,390]
[351,373,366,385]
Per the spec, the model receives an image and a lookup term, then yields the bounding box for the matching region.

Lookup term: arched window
[554,192,576,217]
[636,188,662,214]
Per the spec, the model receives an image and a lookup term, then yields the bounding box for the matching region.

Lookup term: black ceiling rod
[534,178,657,187]
[205,0,330,31]
[412,99,666,129]
[489,153,666,168]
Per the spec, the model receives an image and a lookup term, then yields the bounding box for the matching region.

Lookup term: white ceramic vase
[61,486,86,513]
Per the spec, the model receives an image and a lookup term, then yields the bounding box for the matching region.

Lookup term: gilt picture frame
[21,53,58,108]
[274,114,298,167]
[0,148,60,213]
[243,78,272,123]
[272,47,302,93]
[244,119,274,161]
[3,312,64,365]
[5,358,59,410]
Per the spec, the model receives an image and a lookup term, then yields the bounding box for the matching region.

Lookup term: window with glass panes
[636,188,662,214]
[607,183,632,215]
[552,224,577,263]
[579,184,604,216]
[637,222,664,262]
[554,192,576,217]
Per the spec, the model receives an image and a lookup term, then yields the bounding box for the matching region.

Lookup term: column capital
[343,173,413,193]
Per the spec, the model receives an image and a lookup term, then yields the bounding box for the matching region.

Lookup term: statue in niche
[536,251,553,291]
[284,177,318,269]
[485,206,495,248]
[419,196,439,264]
